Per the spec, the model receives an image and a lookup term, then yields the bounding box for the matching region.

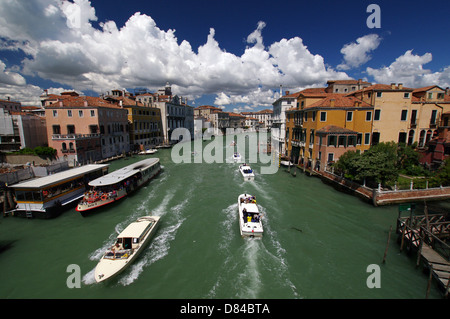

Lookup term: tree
[333,150,360,180]
[432,158,450,186]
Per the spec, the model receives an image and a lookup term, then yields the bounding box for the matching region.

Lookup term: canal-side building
[419,111,450,169]
[272,90,301,155]
[240,109,273,129]
[411,85,450,148]
[43,93,129,165]
[286,94,373,171]
[348,83,416,145]
[103,92,163,151]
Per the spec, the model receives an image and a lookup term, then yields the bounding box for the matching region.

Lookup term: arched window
[419,130,425,147]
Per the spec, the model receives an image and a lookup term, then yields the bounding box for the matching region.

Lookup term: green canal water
[0,134,444,299]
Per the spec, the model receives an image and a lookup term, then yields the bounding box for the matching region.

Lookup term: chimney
[330,99,335,107]
[280,85,283,96]
[391,83,396,89]
[398,83,403,89]
[84,100,88,107]
[285,90,290,95]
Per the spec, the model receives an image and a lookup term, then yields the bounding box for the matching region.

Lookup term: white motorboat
[280,160,292,167]
[95,215,160,283]
[138,149,157,155]
[76,158,160,215]
[239,163,255,181]
[233,152,242,163]
[238,193,263,238]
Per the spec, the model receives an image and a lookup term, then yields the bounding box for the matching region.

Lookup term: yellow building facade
[286,94,373,171]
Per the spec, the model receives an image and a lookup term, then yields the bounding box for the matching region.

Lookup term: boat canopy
[89,158,159,187]
[10,164,109,190]
[118,219,154,239]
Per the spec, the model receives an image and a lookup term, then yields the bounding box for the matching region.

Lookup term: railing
[52,133,100,140]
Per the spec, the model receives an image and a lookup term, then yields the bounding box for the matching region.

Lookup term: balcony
[52,133,100,140]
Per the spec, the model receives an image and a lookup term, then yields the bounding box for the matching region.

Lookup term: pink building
[44,93,129,165]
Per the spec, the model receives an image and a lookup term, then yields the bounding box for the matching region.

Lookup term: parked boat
[138,149,157,155]
[233,152,242,162]
[9,164,109,218]
[238,193,263,237]
[280,160,292,167]
[76,158,160,215]
[239,163,255,181]
[95,215,160,283]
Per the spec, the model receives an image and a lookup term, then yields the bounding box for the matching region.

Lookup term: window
[428,92,433,99]
[366,111,372,121]
[401,110,408,121]
[52,125,60,134]
[346,111,353,122]
[304,112,308,122]
[437,93,444,99]
[320,111,327,122]
[327,153,334,162]
[431,110,437,125]
[328,135,336,147]
[78,110,83,117]
[67,110,72,117]
[364,133,371,145]
[53,110,58,117]
[404,93,410,98]
[338,136,346,147]
[376,92,382,98]
[90,110,95,117]
[411,110,417,125]
[398,132,407,144]
[348,135,356,147]
[312,111,316,122]
[374,109,381,121]
[67,125,75,134]
[357,133,362,145]
[372,132,380,145]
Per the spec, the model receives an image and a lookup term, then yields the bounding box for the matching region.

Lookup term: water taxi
[239,163,255,181]
[233,152,242,163]
[95,215,160,283]
[9,164,109,218]
[238,193,263,238]
[76,158,160,215]
[138,148,157,155]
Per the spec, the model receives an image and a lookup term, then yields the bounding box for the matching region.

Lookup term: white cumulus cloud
[337,34,381,70]
[366,50,450,88]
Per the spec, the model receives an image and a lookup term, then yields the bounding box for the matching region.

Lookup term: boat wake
[206,202,299,298]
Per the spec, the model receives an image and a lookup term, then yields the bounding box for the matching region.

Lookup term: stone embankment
[318,170,450,206]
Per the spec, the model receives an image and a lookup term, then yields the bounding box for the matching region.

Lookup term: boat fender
[101,194,107,201]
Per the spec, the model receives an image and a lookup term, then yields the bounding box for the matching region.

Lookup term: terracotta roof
[350,83,414,95]
[316,125,358,135]
[305,94,371,109]
[412,85,444,93]
[195,105,222,110]
[327,80,371,85]
[45,96,121,109]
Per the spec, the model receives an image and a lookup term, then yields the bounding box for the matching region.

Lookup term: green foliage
[34,146,57,159]
[13,146,57,159]
[431,157,450,186]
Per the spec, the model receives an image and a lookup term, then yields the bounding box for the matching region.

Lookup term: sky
[0,0,449,113]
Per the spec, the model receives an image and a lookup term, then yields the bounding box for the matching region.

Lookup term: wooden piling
[400,223,407,252]
[426,264,433,299]
[383,226,392,264]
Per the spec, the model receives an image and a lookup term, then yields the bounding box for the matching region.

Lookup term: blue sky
[0,0,449,112]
